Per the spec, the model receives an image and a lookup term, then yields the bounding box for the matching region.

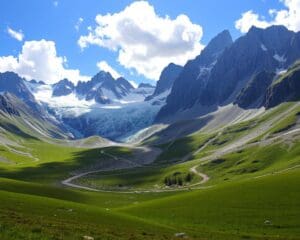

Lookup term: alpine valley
[1,23,300,240]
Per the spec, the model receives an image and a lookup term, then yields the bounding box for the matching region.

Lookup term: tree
[185,173,193,182]
[178,177,183,186]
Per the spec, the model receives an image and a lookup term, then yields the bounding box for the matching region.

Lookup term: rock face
[156,26,300,122]
[52,79,75,97]
[0,93,20,116]
[116,77,135,93]
[146,63,183,101]
[202,26,294,106]
[0,72,39,112]
[235,71,275,108]
[76,71,134,104]
[29,79,45,85]
[265,62,300,108]
[156,30,233,121]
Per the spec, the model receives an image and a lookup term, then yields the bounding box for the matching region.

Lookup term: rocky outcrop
[156,30,233,121]
[76,71,134,104]
[52,79,75,97]
[265,62,300,108]
[0,93,20,116]
[235,71,275,108]
[0,72,40,112]
[146,63,183,101]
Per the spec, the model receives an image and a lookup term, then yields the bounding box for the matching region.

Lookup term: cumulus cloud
[97,60,121,79]
[235,0,300,33]
[0,40,89,84]
[75,17,84,31]
[7,27,24,41]
[78,1,204,80]
[235,11,270,33]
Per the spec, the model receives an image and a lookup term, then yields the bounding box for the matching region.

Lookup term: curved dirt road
[190,165,209,185]
[62,164,210,193]
[61,145,210,193]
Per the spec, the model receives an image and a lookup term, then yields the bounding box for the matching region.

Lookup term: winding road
[190,165,210,185]
[61,145,210,193]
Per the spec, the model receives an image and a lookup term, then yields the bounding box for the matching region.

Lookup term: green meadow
[0,102,300,240]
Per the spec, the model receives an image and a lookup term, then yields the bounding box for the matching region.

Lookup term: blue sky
[0,0,296,85]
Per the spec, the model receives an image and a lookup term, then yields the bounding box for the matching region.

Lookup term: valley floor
[0,102,300,240]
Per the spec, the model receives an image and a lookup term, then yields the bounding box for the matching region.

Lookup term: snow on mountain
[26,77,162,141]
[64,100,161,141]
[273,54,286,63]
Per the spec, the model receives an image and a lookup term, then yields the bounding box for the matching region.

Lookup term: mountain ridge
[156,25,300,122]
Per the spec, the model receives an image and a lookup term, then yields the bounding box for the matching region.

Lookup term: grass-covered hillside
[0,102,300,240]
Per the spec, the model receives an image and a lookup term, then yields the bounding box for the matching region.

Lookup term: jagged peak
[248,24,291,35]
[54,78,74,85]
[205,29,233,51]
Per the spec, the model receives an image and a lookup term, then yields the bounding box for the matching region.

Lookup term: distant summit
[138,83,155,88]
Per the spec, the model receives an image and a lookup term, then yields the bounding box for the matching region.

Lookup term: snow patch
[276,68,287,75]
[273,54,286,63]
[261,44,267,51]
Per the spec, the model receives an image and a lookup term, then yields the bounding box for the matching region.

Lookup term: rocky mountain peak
[52,78,75,97]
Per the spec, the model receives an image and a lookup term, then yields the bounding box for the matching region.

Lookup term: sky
[0,0,299,86]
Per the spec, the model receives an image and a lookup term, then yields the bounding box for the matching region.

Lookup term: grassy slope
[122,169,300,240]
[0,136,133,184]
[76,102,300,192]
[0,102,300,239]
[199,141,300,185]
[74,163,202,191]
[0,189,175,240]
[155,133,216,163]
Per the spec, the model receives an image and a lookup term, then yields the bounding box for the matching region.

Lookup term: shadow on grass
[154,115,215,163]
[0,146,131,183]
[0,122,38,140]
[150,115,213,145]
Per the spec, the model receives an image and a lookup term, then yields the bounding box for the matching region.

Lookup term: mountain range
[0,25,300,141]
[157,25,300,122]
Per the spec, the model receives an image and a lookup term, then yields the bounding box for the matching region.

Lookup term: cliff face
[235,71,275,109]
[52,79,75,97]
[156,30,233,121]
[156,25,300,122]
[146,63,182,101]
[0,93,20,116]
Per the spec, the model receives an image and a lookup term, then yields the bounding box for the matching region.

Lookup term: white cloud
[0,39,89,84]
[75,17,84,31]
[78,1,204,80]
[53,1,58,7]
[235,0,300,33]
[235,11,270,33]
[97,60,121,79]
[7,27,24,41]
